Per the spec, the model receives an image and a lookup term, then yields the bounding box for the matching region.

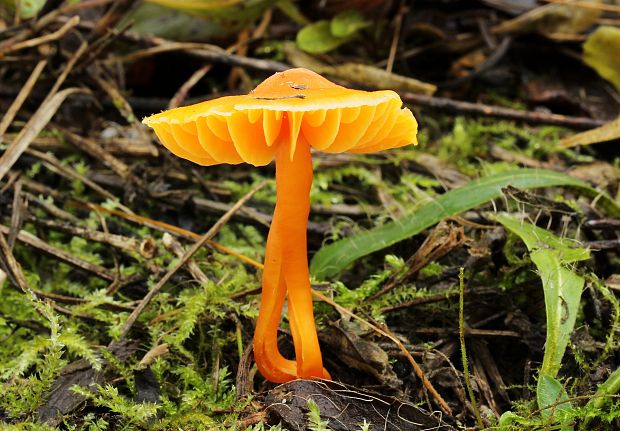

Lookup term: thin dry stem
[119,181,267,337]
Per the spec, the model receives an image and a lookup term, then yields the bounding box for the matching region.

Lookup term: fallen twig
[0,224,118,282]
[60,127,144,185]
[27,217,155,259]
[162,233,211,285]
[0,88,84,182]
[119,181,267,337]
[402,93,604,129]
[369,221,466,301]
[1,16,80,55]
[74,202,265,268]
[0,231,99,321]
[0,59,47,138]
[24,147,134,214]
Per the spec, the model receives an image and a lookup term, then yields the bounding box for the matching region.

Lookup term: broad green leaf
[534,251,583,375]
[495,215,587,378]
[330,10,370,38]
[584,26,620,92]
[296,20,350,54]
[537,374,574,431]
[310,169,597,279]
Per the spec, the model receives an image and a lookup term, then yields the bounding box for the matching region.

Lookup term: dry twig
[0,224,118,282]
[0,59,47,138]
[119,181,267,337]
[0,88,85,182]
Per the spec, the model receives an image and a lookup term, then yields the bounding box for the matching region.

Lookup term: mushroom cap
[142,68,417,166]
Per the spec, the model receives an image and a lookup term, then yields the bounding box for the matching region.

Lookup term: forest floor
[1,1,620,430]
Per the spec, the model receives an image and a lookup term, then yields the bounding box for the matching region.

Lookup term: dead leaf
[322,322,401,388]
[138,343,169,368]
[265,379,451,431]
[451,49,487,79]
[568,162,619,192]
[560,116,620,148]
[37,340,139,426]
[285,43,437,95]
[493,0,601,39]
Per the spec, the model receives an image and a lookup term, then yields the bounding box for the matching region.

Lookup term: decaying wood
[36,340,140,427]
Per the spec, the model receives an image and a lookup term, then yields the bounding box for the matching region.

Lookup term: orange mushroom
[143,68,418,383]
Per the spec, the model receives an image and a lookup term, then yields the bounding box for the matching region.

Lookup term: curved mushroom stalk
[253,135,329,382]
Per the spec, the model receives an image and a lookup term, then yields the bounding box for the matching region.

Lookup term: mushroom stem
[253,202,297,383]
[253,136,329,382]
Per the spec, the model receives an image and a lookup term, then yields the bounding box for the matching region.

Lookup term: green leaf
[18,0,47,19]
[494,215,590,264]
[537,373,574,431]
[498,411,524,428]
[296,20,350,54]
[330,10,370,38]
[584,26,620,92]
[310,169,597,279]
[534,260,581,360]
[495,215,586,378]
[296,10,371,54]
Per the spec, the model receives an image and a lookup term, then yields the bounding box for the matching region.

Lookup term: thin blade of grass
[310,168,607,279]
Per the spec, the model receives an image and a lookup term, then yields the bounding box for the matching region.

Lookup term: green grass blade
[310,169,597,279]
[586,366,620,413]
